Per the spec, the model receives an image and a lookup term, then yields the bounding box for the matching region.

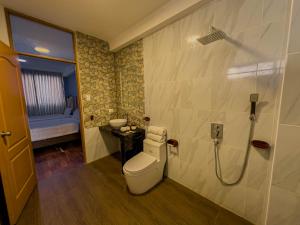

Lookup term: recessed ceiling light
[17,58,27,63]
[34,46,50,53]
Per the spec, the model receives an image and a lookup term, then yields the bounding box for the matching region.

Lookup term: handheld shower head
[250,93,259,120]
[197,26,227,45]
[250,93,259,103]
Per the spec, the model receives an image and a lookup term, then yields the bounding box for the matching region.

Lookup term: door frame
[4,8,87,163]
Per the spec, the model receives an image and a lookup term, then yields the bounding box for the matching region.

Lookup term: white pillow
[64,107,72,115]
[72,109,80,120]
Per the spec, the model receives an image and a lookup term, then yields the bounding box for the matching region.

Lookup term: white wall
[0,5,9,46]
[84,127,120,163]
[143,0,291,224]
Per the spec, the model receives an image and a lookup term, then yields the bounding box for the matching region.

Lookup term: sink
[109,119,127,129]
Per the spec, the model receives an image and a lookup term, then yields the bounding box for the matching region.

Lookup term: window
[7,11,75,62]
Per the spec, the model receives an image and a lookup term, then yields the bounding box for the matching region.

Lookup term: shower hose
[213,116,256,186]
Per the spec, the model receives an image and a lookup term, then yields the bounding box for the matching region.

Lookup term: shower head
[250,93,259,121]
[197,26,227,45]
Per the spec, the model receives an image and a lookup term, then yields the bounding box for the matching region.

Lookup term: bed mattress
[29,117,80,142]
[29,114,71,122]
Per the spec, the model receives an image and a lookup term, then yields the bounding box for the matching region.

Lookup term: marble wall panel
[143,0,291,223]
[266,1,300,223]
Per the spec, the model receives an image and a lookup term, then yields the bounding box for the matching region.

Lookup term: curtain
[21,69,66,116]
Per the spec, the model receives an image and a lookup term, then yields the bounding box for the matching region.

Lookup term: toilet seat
[123,152,156,175]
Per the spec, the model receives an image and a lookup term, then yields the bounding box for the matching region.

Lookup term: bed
[29,112,80,149]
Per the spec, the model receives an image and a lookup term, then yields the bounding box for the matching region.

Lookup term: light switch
[85,94,91,101]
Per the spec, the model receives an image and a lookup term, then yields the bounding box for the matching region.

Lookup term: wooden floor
[16,154,252,225]
[34,141,84,180]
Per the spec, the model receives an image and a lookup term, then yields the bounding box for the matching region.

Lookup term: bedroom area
[7,11,84,180]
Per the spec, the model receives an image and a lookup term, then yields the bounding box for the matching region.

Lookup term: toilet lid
[123,152,156,174]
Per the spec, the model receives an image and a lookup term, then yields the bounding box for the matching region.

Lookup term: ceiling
[0,0,170,41]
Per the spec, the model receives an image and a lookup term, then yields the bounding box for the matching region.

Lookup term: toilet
[123,138,166,194]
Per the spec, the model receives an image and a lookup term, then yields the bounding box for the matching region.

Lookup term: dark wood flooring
[34,141,84,180]
[16,153,252,225]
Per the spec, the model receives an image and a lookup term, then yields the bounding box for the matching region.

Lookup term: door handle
[0,131,11,137]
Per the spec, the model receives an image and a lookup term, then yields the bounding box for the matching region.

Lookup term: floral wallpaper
[114,40,145,127]
[75,32,118,128]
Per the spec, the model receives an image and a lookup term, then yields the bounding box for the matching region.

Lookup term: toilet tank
[143,138,166,161]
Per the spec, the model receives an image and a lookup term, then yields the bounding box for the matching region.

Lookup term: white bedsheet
[29,117,80,142]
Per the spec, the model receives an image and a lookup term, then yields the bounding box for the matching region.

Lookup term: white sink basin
[109,119,127,129]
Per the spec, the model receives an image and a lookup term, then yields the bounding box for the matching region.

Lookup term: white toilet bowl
[123,139,166,194]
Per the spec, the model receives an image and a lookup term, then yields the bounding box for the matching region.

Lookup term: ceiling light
[34,47,50,53]
[17,58,27,63]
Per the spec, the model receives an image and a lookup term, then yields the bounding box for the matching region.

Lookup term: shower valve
[211,123,223,139]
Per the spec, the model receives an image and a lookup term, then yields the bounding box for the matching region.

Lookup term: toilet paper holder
[167,139,178,147]
[143,116,150,122]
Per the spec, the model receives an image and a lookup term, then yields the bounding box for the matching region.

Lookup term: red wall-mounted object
[167,139,179,147]
[251,140,271,150]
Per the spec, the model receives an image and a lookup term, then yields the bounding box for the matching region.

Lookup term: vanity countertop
[99,125,145,138]
[99,125,145,167]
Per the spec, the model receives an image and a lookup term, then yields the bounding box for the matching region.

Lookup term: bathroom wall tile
[272,125,300,195]
[178,109,211,141]
[208,41,238,77]
[204,159,248,215]
[143,0,289,223]
[247,145,270,190]
[176,48,212,80]
[178,1,215,51]
[263,0,290,24]
[227,20,286,73]
[245,187,267,224]
[143,53,178,85]
[155,108,180,137]
[253,113,275,144]
[84,127,119,163]
[256,21,287,64]
[215,145,250,184]
[179,78,212,110]
[220,185,247,216]
[227,28,261,69]
[256,70,282,114]
[267,186,300,225]
[176,141,211,190]
[267,1,300,219]
[214,0,263,35]
[280,53,300,125]
[148,25,180,59]
[166,152,181,181]
[288,0,300,53]
[221,112,250,148]
[211,76,256,113]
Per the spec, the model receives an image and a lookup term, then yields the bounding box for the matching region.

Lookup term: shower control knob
[211,123,223,139]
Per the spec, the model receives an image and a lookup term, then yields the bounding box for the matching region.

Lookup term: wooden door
[0,41,37,224]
